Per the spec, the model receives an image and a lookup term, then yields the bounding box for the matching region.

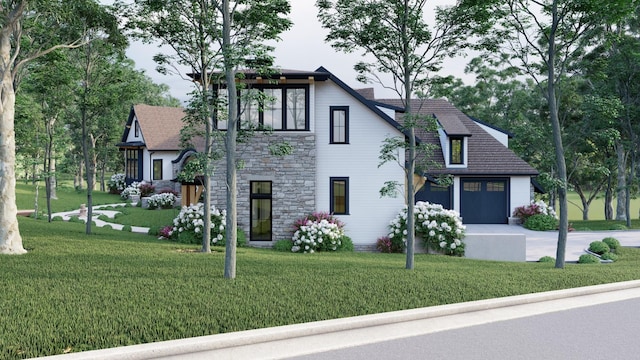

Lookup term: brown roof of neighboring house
[375,98,538,176]
[132,104,187,151]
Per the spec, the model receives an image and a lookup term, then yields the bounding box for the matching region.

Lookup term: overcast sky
[120,0,472,103]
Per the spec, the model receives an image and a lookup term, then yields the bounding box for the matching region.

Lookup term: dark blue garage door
[416,182,452,209]
[460,178,509,224]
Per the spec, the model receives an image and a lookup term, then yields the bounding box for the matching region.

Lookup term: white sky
[119,0,473,103]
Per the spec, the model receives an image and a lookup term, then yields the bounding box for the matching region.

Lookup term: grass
[3,217,640,358]
[96,205,179,230]
[565,192,640,221]
[15,182,123,213]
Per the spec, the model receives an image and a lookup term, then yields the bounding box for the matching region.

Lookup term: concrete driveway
[464,224,640,262]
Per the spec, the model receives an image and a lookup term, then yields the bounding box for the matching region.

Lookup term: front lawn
[3,217,640,359]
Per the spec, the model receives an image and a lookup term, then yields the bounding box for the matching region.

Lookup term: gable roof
[375,98,538,176]
[119,104,199,151]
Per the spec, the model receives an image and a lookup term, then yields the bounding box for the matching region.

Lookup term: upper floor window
[330,106,349,144]
[134,121,140,137]
[450,137,464,165]
[216,86,309,131]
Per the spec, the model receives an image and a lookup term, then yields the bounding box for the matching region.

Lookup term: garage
[460,178,509,224]
[415,181,452,209]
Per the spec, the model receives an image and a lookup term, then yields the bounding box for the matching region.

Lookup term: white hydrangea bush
[389,201,466,256]
[148,193,177,209]
[291,212,345,253]
[108,173,126,194]
[120,181,141,200]
[172,203,226,245]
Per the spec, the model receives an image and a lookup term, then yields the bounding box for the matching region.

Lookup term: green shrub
[609,224,628,230]
[338,236,354,252]
[601,252,619,262]
[52,216,63,222]
[68,215,83,223]
[102,224,112,230]
[538,256,555,263]
[578,254,600,264]
[588,241,610,255]
[602,237,621,252]
[376,236,404,253]
[273,239,293,252]
[523,214,558,231]
[122,225,133,232]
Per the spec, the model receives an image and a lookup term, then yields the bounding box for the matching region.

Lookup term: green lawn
[3,217,640,359]
[16,182,123,213]
[565,192,640,221]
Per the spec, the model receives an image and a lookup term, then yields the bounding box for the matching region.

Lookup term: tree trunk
[0,20,26,254]
[615,140,627,221]
[199,0,211,253]
[223,0,238,279]
[604,174,613,220]
[549,1,568,269]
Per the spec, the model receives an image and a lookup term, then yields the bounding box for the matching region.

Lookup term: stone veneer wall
[210,133,316,244]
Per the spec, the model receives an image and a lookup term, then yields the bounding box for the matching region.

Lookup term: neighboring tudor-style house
[117,67,538,248]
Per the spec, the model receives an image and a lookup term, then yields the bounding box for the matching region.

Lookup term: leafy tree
[461,0,636,268]
[129,0,291,278]
[317,0,478,269]
[0,1,120,254]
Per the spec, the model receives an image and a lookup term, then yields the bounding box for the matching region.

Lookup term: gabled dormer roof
[375,98,538,176]
[118,104,191,151]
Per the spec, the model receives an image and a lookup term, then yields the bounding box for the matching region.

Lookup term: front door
[250,181,272,241]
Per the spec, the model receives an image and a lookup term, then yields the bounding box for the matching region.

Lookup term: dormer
[435,114,472,168]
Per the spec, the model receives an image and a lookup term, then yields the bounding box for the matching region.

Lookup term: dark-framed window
[153,159,163,180]
[125,149,142,182]
[330,177,349,215]
[450,137,464,165]
[330,106,349,144]
[250,181,272,241]
[215,85,309,131]
[134,121,140,137]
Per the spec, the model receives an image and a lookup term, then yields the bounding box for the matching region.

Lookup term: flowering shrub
[172,203,226,245]
[148,193,177,209]
[108,173,126,194]
[120,182,141,200]
[291,212,346,253]
[159,226,173,239]
[513,200,556,222]
[388,201,466,256]
[139,182,155,197]
[376,235,404,253]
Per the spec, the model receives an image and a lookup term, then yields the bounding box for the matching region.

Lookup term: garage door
[460,178,509,224]
[415,182,451,209]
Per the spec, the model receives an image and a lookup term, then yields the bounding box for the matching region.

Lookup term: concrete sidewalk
[465,224,640,262]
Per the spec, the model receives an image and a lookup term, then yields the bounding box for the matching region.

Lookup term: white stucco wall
[314,81,406,246]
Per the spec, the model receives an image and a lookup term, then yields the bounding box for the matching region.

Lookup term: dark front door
[460,178,509,224]
[250,181,272,241]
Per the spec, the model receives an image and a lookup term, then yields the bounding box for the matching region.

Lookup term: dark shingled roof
[375,98,538,176]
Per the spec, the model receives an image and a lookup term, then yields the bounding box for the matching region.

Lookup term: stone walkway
[53,203,151,234]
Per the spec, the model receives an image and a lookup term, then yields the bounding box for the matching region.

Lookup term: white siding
[475,122,509,147]
[510,176,532,216]
[147,151,178,182]
[126,117,144,143]
[315,81,405,246]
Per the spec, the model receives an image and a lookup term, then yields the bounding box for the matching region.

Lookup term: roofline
[469,116,515,139]
[188,69,332,82]
[315,66,408,138]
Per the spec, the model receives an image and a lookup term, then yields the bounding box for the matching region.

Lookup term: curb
[35,279,640,360]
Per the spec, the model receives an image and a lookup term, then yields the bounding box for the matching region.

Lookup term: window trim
[134,121,140,137]
[153,159,163,180]
[215,85,310,131]
[330,106,349,144]
[449,136,464,165]
[249,181,273,241]
[330,177,349,215]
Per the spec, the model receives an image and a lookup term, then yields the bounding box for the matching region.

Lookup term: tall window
[134,121,140,137]
[330,177,349,215]
[153,159,163,180]
[450,137,464,165]
[126,149,140,181]
[330,106,349,144]
[250,181,272,241]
